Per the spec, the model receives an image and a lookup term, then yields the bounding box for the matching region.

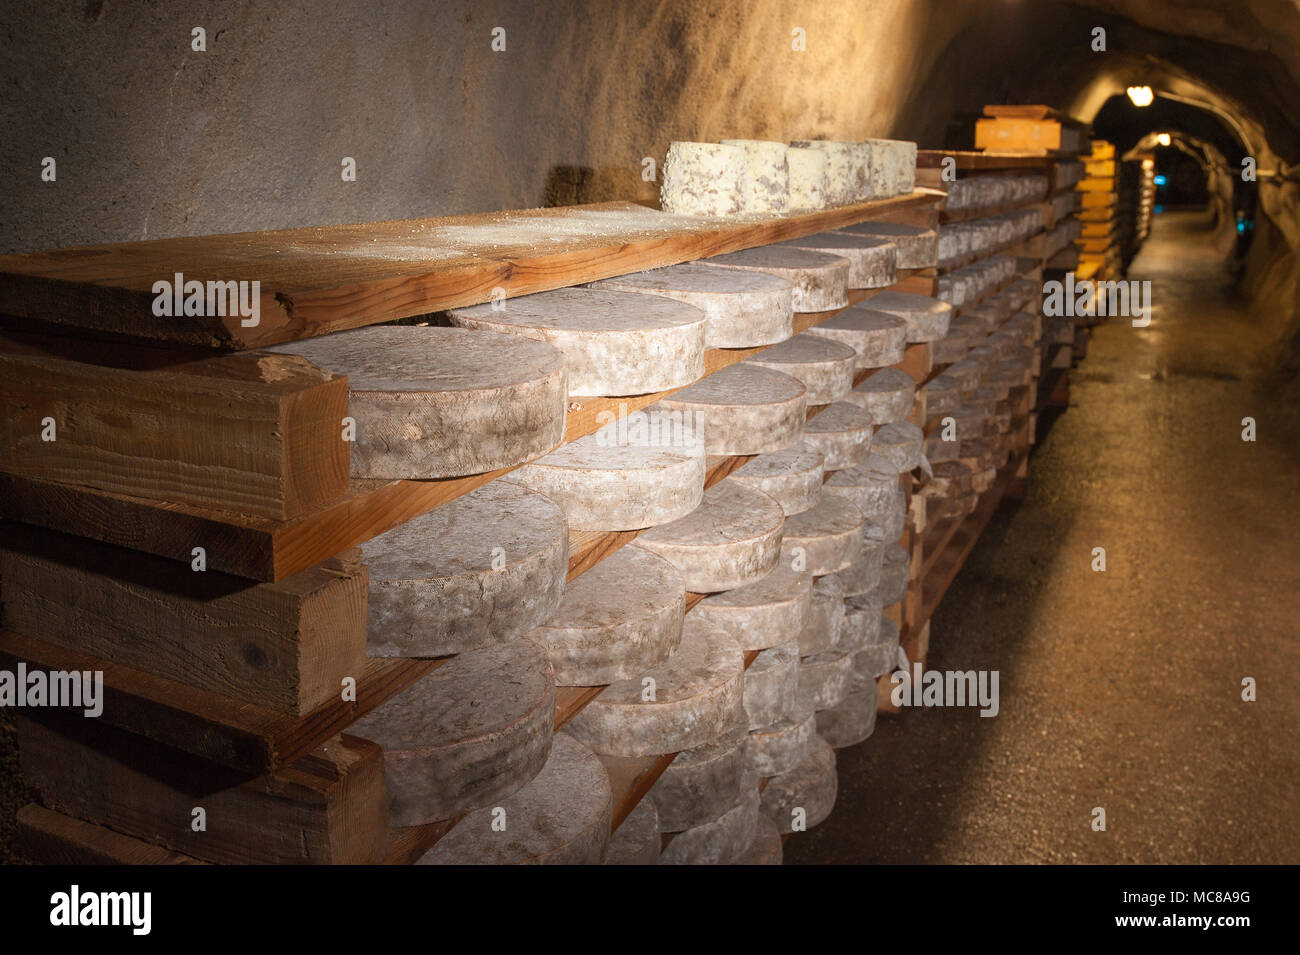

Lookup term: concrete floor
[788,211,1300,864]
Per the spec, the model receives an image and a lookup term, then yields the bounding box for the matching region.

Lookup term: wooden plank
[0,525,367,716]
[0,330,349,520]
[14,804,206,865]
[915,150,1055,172]
[0,196,942,350]
[0,628,442,772]
[17,716,389,865]
[982,104,1085,125]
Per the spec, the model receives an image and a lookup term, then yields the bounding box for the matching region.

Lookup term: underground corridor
[0,0,1297,895]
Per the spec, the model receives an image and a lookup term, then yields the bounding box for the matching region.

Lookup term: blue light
[1154,205,1164,214]
[1153,174,1168,186]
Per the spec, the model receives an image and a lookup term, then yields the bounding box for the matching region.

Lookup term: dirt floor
[788,210,1300,864]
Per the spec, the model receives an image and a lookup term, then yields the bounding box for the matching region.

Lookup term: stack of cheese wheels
[448,287,706,397]
[363,481,568,657]
[833,221,938,269]
[418,733,612,865]
[698,246,850,313]
[350,637,556,828]
[506,405,705,531]
[588,262,793,348]
[816,644,880,749]
[659,141,745,217]
[656,364,807,456]
[267,325,567,479]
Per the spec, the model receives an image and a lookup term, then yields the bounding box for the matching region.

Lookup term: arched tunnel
[0,0,1296,889]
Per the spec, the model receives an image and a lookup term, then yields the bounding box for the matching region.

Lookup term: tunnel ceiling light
[1127,85,1155,107]
[1157,132,1172,146]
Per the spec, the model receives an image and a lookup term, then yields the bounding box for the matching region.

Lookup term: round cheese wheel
[760,734,838,833]
[417,732,612,865]
[267,326,566,479]
[728,446,824,516]
[779,495,864,576]
[691,564,813,652]
[838,589,882,653]
[349,637,555,827]
[589,263,792,348]
[632,479,784,593]
[867,291,953,343]
[804,306,908,369]
[719,139,791,215]
[660,141,745,217]
[847,367,916,425]
[364,481,568,657]
[780,232,897,289]
[699,246,850,312]
[529,545,685,687]
[448,287,706,397]
[656,363,806,456]
[801,402,873,470]
[796,645,855,711]
[833,221,938,269]
[505,407,705,531]
[745,333,857,405]
[871,421,925,472]
[566,617,746,757]
[837,521,889,596]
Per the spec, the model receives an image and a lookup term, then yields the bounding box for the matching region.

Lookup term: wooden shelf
[0,194,943,350]
[0,277,932,582]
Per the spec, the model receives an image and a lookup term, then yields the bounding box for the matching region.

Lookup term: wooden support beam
[17,717,388,865]
[0,526,368,715]
[0,331,349,520]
